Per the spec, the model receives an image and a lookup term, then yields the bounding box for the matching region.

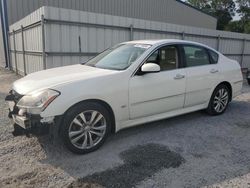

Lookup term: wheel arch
[59,99,116,134]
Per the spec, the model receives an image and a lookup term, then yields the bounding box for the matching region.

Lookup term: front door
[129,45,186,119]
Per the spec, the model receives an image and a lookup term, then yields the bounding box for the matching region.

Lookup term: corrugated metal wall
[9,8,44,75]
[8,6,250,75]
[6,0,217,29]
[2,0,217,69]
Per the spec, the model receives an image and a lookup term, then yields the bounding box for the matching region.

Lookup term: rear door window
[183,45,210,67]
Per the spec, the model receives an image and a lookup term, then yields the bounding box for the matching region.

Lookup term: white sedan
[6,39,243,154]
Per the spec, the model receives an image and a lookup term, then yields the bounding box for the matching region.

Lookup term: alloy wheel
[68,110,107,149]
[213,88,229,113]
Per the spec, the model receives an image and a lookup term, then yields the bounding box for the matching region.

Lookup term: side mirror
[141,63,160,73]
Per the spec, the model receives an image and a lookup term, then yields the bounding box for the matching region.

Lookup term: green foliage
[232,0,250,33]
[225,20,244,33]
[186,0,236,30]
[186,0,250,34]
[225,20,250,34]
[236,0,250,20]
[244,22,250,33]
[185,0,209,9]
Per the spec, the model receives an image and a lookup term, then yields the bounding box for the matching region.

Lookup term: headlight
[17,89,60,114]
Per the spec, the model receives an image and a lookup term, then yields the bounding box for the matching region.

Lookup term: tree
[185,0,209,9]
[186,0,250,33]
[244,22,250,33]
[233,0,250,34]
[186,0,236,30]
[236,0,250,20]
[225,20,244,33]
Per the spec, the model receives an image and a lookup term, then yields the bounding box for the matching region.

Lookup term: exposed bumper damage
[11,114,51,136]
[247,69,250,85]
[5,90,62,137]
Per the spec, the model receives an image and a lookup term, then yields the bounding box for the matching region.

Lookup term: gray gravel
[0,67,250,188]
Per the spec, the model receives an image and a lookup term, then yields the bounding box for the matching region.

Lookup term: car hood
[12,65,116,95]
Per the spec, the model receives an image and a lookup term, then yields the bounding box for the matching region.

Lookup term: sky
[234,14,241,20]
[233,2,241,20]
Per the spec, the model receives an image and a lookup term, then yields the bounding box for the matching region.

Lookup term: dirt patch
[236,120,250,128]
[68,182,103,188]
[69,144,184,188]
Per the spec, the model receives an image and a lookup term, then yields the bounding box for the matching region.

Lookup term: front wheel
[61,102,111,154]
[207,84,230,115]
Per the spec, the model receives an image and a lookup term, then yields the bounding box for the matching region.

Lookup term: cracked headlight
[17,89,60,114]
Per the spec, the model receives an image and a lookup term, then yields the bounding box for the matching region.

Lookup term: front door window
[146,45,179,71]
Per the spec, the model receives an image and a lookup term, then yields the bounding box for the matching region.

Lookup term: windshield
[85,44,151,70]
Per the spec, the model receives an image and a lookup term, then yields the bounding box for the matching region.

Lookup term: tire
[206,84,230,116]
[61,101,111,154]
[247,78,250,86]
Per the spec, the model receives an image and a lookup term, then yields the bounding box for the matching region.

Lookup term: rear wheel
[207,84,230,115]
[61,102,111,154]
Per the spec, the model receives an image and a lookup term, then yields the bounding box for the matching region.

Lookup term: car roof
[123,39,220,54]
[125,39,183,45]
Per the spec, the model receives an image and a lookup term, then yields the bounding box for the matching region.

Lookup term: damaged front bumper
[247,69,250,85]
[12,114,34,130]
[5,90,62,136]
[11,114,50,136]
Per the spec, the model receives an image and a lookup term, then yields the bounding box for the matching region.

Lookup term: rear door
[181,45,220,107]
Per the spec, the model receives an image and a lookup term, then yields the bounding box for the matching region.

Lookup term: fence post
[78,36,82,53]
[240,39,246,67]
[41,15,46,70]
[7,33,13,71]
[21,25,27,75]
[13,30,18,75]
[217,35,220,51]
[130,24,134,41]
[182,31,185,40]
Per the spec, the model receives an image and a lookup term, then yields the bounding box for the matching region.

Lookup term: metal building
[0,0,217,68]
[6,0,217,28]
[8,6,250,76]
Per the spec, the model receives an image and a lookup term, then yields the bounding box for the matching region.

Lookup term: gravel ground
[0,67,250,188]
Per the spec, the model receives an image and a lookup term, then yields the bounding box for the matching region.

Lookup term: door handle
[210,69,219,73]
[174,74,185,80]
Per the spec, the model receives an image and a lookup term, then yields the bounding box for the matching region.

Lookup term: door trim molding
[131,93,184,106]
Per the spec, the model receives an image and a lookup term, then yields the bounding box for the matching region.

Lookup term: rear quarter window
[209,50,219,64]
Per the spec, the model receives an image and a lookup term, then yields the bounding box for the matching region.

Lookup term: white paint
[11,39,243,132]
